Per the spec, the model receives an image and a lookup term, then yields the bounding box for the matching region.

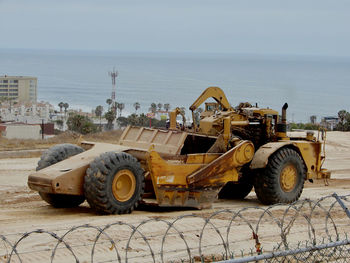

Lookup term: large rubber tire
[36,143,85,208]
[218,180,253,199]
[84,152,145,214]
[37,143,84,171]
[254,148,306,205]
[218,165,254,199]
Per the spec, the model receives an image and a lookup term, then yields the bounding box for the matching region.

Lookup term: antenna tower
[109,68,118,114]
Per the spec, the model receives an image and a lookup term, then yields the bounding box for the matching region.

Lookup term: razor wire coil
[0,193,349,263]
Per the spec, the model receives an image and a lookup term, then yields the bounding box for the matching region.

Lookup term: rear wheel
[37,143,84,171]
[254,148,306,205]
[84,152,145,214]
[36,144,85,208]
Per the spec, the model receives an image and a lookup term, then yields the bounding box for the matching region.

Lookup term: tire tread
[254,148,306,205]
[84,152,145,214]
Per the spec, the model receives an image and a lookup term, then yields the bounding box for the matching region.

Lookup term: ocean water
[0,49,349,122]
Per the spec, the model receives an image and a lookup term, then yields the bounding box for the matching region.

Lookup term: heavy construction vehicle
[28,87,330,214]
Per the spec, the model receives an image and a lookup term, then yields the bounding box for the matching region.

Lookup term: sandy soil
[0,131,350,262]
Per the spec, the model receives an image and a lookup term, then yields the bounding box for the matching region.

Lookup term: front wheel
[84,152,145,214]
[254,148,306,205]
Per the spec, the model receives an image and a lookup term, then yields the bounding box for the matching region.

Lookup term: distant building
[154,110,169,121]
[321,116,339,131]
[0,101,53,123]
[0,75,37,102]
[0,122,54,139]
[0,123,42,139]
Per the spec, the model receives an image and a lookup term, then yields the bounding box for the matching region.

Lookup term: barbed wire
[0,193,349,263]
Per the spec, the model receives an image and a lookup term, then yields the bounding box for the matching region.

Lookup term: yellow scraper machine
[28,87,330,214]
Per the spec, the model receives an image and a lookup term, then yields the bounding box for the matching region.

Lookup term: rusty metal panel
[139,129,156,142]
[119,126,187,155]
[120,126,141,141]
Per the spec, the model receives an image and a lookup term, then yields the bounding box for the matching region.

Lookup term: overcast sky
[0,0,349,56]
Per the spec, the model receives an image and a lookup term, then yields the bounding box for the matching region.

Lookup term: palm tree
[95,105,103,118]
[128,113,139,126]
[113,101,119,116]
[157,103,163,111]
[58,102,64,113]
[104,110,116,130]
[149,103,157,113]
[117,103,125,117]
[106,98,112,110]
[95,105,104,131]
[310,115,317,124]
[164,103,170,112]
[338,110,347,131]
[139,113,149,126]
[133,102,140,114]
[338,110,346,125]
[63,103,69,115]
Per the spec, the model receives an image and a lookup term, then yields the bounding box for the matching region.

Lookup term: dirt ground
[0,131,350,262]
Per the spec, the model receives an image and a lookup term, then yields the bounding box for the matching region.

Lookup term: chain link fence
[1,193,350,263]
[217,238,350,263]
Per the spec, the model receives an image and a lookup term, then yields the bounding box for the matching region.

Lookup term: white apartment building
[0,101,54,123]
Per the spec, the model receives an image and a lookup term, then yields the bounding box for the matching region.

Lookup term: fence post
[333,193,350,219]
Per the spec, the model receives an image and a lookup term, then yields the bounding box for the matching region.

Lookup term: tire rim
[112,169,136,202]
[280,164,297,192]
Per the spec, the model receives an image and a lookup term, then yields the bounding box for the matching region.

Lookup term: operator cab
[201,102,223,118]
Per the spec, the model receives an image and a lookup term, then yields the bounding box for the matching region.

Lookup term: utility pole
[41,119,44,140]
[109,68,118,115]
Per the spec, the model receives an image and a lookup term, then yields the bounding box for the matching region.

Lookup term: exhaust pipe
[282,103,288,124]
[277,103,288,136]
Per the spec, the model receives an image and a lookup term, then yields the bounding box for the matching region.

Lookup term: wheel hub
[280,164,297,192]
[112,169,136,202]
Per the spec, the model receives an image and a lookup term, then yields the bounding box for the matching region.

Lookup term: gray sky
[1,0,350,56]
